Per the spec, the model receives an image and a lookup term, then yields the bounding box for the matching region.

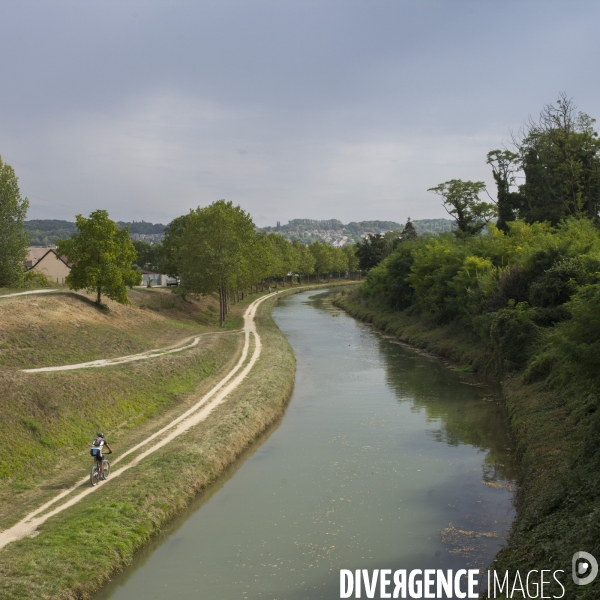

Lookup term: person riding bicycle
[90,433,112,480]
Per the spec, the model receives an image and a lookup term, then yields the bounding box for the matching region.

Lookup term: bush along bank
[334,218,600,599]
[0,294,296,600]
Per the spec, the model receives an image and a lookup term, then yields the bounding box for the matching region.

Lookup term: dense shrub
[358,217,600,378]
[528,258,585,307]
[487,265,530,310]
[489,303,540,371]
[359,262,388,299]
[385,241,418,309]
[407,234,469,322]
[551,284,600,384]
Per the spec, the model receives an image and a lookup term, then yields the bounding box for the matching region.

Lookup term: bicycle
[90,450,112,486]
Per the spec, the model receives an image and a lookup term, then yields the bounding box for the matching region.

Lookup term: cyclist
[90,433,112,480]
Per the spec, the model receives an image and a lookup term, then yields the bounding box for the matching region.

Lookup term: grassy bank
[334,288,599,599]
[0,288,232,368]
[0,287,248,527]
[0,292,297,599]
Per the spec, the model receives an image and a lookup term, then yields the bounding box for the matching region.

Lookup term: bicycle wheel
[102,460,111,478]
[90,465,100,486]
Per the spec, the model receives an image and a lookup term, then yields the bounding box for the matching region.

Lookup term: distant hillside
[24,220,78,246]
[25,220,165,246]
[259,218,454,246]
[25,217,454,247]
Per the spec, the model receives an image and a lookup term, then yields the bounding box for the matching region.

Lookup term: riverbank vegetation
[336,96,600,598]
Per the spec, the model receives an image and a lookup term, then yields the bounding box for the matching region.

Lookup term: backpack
[90,437,104,456]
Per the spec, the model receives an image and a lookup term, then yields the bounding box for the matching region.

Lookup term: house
[25,248,71,283]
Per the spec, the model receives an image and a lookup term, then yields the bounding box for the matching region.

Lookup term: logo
[572,551,598,586]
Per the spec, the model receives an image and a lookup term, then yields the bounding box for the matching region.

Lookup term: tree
[268,233,294,286]
[343,244,359,272]
[159,214,190,277]
[0,156,29,287]
[486,150,522,232]
[292,240,315,282]
[355,233,391,271]
[399,217,418,242]
[514,94,600,224]
[248,232,274,291]
[57,210,141,304]
[331,247,349,277]
[178,200,256,327]
[428,179,496,235]
[309,241,334,279]
[132,239,162,271]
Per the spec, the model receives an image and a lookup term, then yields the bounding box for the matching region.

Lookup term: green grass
[490,375,600,599]
[0,286,255,526]
[0,288,234,368]
[0,280,61,296]
[0,319,201,368]
[0,334,240,521]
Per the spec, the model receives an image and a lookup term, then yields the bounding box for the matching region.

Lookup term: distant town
[24,217,454,247]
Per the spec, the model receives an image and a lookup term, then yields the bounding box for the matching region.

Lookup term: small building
[141,271,168,286]
[25,248,71,284]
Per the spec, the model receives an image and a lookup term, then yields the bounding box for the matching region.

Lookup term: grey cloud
[1,1,600,226]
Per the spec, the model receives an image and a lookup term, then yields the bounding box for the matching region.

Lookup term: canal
[94,289,516,599]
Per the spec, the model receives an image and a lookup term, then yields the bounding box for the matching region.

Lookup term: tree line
[426,94,600,236]
[87,201,359,326]
[156,201,358,326]
[359,96,600,382]
[0,170,361,327]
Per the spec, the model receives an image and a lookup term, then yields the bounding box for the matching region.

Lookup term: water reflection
[310,291,517,483]
[93,289,516,600]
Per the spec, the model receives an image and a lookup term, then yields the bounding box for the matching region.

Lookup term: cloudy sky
[2,1,599,227]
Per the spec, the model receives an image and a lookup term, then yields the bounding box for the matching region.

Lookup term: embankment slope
[0,288,243,525]
[0,291,296,599]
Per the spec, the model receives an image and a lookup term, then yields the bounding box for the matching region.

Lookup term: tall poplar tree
[342,244,359,272]
[0,156,29,287]
[292,240,315,282]
[309,241,334,279]
[268,233,294,286]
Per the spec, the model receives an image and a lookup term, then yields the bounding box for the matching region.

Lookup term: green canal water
[93,290,517,599]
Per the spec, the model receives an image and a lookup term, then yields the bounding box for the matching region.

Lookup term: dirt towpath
[0,291,276,550]
[22,331,239,373]
[0,289,59,298]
